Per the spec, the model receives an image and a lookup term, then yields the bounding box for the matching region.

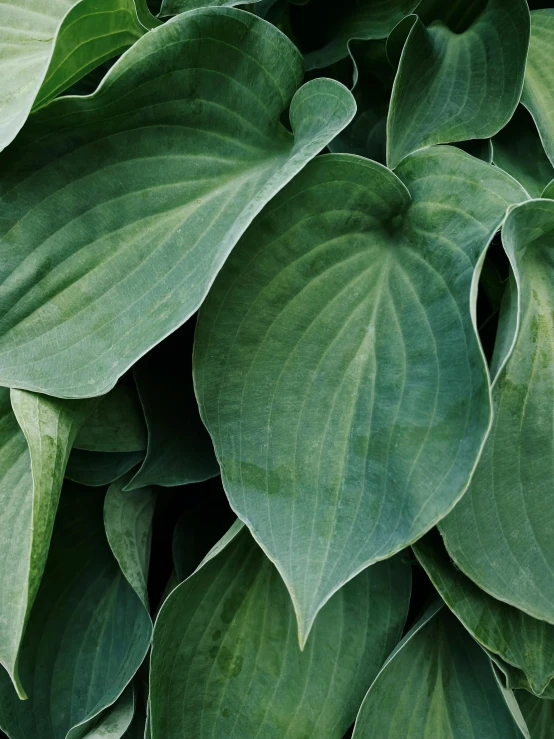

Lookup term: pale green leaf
[75,384,147,453]
[126,326,218,490]
[0,0,157,152]
[414,530,554,696]
[493,106,554,198]
[517,692,554,739]
[150,524,411,739]
[194,146,527,644]
[352,604,524,738]
[0,388,93,698]
[0,482,152,739]
[65,449,145,487]
[73,685,135,739]
[522,10,554,167]
[440,198,554,626]
[387,0,530,168]
[0,7,355,399]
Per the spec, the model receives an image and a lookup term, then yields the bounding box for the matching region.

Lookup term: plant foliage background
[0,0,554,736]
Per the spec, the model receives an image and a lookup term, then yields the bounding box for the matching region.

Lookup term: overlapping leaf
[414,531,554,696]
[0,389,93,697]
[65,449,145,487]
[440,199,554,626]
[150,523,411,738]
[0,6,354,399]
[75,384,147,453]
[194,146,527,643]
[0,0,157,152]
[0,482,152,739]
[522,9,554,166]
[517,691,554,738]
[352,604,524,738]
[387,0,530,168]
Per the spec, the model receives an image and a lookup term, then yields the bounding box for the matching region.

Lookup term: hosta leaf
[0,388,93,697]
[522,10,554,167]
[387,0,530,168]
[194,146,527,644]
[150,523,411,739]
[0,0,157,153]
[75,684,135,739]
[414,530,554,696]
[0,482,152,739]
[65,449,145,487]
[126,325,218,490]
[172,504,237,581]
[493,106,554,198]
[440,199,554,626]
[0,7,355,399]
[352,604,523,738]
[517,692,554,738]
[104,472,154,609]
[75,384,147,453]
[160,0,261,17]
[291,0,420,70]
[543,179,554,198]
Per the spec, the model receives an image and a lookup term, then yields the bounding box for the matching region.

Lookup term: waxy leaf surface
[151,524,411,739]
[0,7,354,399]
[440,199,554,626]
[194,146,527,643]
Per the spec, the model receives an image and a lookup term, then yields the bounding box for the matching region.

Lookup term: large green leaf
[493,106,554,198]
[0,389,93,697]
[0,0,157,153]
[65,449,145,487]
[150,523,411,739]
[414,530,554,696]
[0,482,152,739]
[387,0,530,168]
[194,146,527,644]
[440,198,554,626]
[160,0,262,17]
[0,7,354,399]
[352,604,524,738]
[522,10,554,167]
[75,384,147,453]
[517,692,554,739]
[291,0,420,70]
[126,325,218,490]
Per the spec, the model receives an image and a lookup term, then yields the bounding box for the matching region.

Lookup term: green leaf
[194,146,527,644]
[65,449,145,487]
[291,0,420,70]
[352,604,524,738]
[522,10,554,167]
[150,523,411,739]
[75,384,147,453]
[440,198,554,626]
[75,684,135,739]
[493,106,554,198]
[414,530,554,696]
[104,471,154,609]
[543,179,554,198]
[126,325,219,490]
[160,0,261,18]
[387,0,530,168]
[0,388,93,698]
[0,482,152,739]
[517,691,554,739]
[0,0,156,153]
[0,7,355,399]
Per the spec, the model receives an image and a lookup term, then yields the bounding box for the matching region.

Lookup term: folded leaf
[75,384,147,452]
[0,7,355,399]
[387,0,530,168]
[194,146,527,644]
[493,106,554,198]
[517,691,554,739]
[150,523,411,738]
[0,482,152,739]
[126,325,219,490]
[0,388,93,697]
[522,10,554,167]
[441,199,554,626]
[352,604,523,738]
[414,530,554,696]
[74,684,135,739]
[66,449,145,487]
[0,0,157,153]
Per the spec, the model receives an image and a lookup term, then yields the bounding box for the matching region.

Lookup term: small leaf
[150,524,411,739]
[352,604,524,738]
[75,384,147,453]
[65,449,145,487]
